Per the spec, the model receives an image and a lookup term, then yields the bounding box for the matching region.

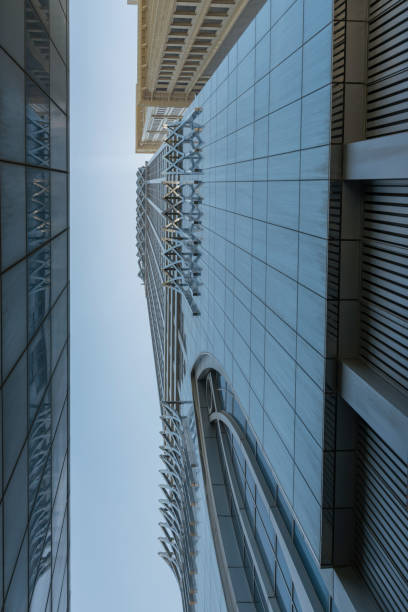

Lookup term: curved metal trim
[191,353,324,612]
[191,372,238,612]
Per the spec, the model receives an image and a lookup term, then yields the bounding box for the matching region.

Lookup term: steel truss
[161,108,203,316]
[158,401,198,609]
[136,166,146,281]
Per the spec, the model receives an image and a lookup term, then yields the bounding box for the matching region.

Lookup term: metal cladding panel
[361,181,408,392]
[367,0,408,138]
[355,419,408,612]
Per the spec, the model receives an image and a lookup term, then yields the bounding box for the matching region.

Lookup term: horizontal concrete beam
[343,132,408,180]
[340,359,408,461]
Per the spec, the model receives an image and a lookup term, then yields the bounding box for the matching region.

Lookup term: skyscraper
[136,1,408,611]
[129,0,268,152]
[0,1,70,609]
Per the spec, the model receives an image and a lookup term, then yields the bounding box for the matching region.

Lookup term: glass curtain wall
[0,0,69,610]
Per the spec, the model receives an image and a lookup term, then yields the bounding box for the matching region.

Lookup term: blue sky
[70,1,182,609]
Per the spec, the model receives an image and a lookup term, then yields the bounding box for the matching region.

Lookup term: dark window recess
[366,0,408,138]
[360,181,408,393]
[354,417,408,612]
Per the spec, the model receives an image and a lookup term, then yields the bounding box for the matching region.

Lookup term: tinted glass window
[0,163,26,270]
[26,79,50,167]
[50,43,66,111]
[51,171,68,236]
[27,168,51,251]
[25,0,50,93]
[51,231,67,302]
[0,50,25,163]
[2,355,28,486]
[2,260,27,378]
[28,317,52,419]
[28,244,51,337]
[50,103,67,170]
[4,447,28,589]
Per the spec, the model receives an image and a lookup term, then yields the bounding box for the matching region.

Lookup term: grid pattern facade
[0,1,69,610]
[138,0,408,610]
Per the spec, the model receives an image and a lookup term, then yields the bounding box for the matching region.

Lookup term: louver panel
[360,182,408,392]
[355,420,408,612]
[367,0,408,137]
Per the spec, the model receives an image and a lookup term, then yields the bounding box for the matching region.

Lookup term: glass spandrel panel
[4,534,28,612]
[51,287,68,369]
[29,455,52,598]
[52,401,67,500]
[50,0,66,62]
[0,0,24,65]
[0,163,26,271]
[27,168,51,251]
[57,564,68,612]
[50,103,67,171]
[3,354,28,486]
[0,49,25,163]
[52,511,67,607]
[4,446,28,591]
[29,391,51,508]
[26,79,50,167]
[52,458,67,566]
[52,345,67,430]
[30,560,51,612]
[31,0,50,28]
[51,231,67,302]
[28,318,51,419]
[25,0,50,93]
[50,43,66,112]
[28,244,51,338]
[0,504,2,604]
[50,172,68,236]
[2,260,27,378]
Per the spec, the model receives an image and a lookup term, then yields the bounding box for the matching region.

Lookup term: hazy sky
[70,1,182,609]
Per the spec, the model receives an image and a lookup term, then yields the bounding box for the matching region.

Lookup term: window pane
[57,564,68,612]
[51,287,67,369]
[52,511,67,607]
[0,50,25,163]
[52,401,67,499]
[30,559,51,612]
[0,0,24,65]
[50,103,67,170]
[0,163,26,271]
[31,0,50,28]
[26,79,50,167]
[25,0,50,93]
[50,43,66,111]
[2,260,27,378]
[3,354,28,486]
[52,458,67,566]
[28,244,51,338]
[51,172,68,236]
[27,168,50,251]
[50,0,66,62]
[4,446,28,590]
[4,534,28,612]
[52,345,67,430]
[28,318,51,418]
[29,457,52,597]
[29,391,51,509]
[51,231,67,302]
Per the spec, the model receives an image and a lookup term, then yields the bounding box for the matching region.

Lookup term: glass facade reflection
[137,1,408,611]
[0,1,69,610]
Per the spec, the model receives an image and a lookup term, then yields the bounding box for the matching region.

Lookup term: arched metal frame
[192,354,325,612]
